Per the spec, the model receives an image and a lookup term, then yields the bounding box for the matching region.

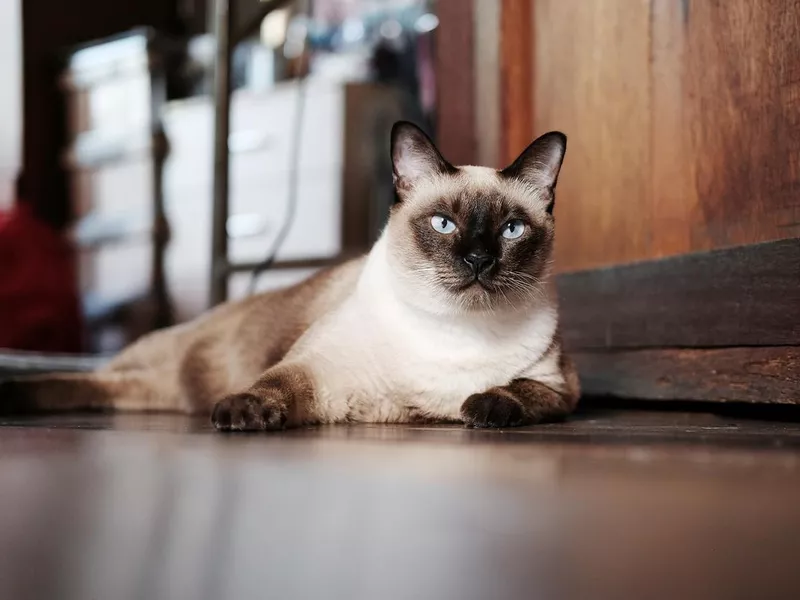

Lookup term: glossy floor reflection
[1,409,799,600]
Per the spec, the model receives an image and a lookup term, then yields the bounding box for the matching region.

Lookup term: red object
[0,203,82,352]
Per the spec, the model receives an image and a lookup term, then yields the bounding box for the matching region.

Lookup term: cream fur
[5,126,576,429]
[285,233,563,424]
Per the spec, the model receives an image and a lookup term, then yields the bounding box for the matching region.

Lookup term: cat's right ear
[391,121,455,200]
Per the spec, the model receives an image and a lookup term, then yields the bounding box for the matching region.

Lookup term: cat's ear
[500,132,566,212]
[391,121,455,199]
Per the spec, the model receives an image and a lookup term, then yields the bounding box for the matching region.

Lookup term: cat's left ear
[500,132,566,213]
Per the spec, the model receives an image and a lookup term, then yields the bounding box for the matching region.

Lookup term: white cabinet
[162,80,408,320]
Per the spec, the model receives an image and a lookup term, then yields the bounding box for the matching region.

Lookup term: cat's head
[385,121,566,314]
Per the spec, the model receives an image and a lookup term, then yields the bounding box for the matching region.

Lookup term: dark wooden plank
[574,346,800,404]
[557,237,800,349]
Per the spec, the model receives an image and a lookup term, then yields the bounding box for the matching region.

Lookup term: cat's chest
[299,299,557,422]
[343,301,554,395]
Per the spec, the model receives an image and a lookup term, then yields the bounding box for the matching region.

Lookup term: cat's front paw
[211,393,287,431]
[461,392,528,428]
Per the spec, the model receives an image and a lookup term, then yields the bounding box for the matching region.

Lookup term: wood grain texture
[649,0,697,257]
[500,0,534,166]
[473,0,500,168]
[575,347,800,404]
[435,0,476,166]
[685,1,800,252]
[534,0,653,271]
[3,413,800,600]
[557,238,800,349]
[532,0,800,272]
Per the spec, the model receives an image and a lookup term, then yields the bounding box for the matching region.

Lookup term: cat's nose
[463,252,496,275]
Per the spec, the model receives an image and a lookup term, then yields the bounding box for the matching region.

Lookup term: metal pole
[149,62,173,329]
[209,0,234,306]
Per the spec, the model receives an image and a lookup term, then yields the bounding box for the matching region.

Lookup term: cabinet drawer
[162,81,345,189]
[164,166,342,319]
[228,166,342,263]
[70,159,152,221]
[80,242,151,300]
[65,72,152,138]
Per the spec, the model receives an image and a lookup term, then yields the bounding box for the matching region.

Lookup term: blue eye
[501,219,525,239]
[431,215,456,234]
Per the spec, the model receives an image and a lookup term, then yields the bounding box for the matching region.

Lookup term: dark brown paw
[211,393,287,432]
[461,392,528,428]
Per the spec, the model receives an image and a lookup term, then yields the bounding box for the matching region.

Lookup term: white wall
[0,0,22,210]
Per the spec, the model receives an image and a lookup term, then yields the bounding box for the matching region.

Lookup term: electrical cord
[246,75,307,294]
[247,3,312,295]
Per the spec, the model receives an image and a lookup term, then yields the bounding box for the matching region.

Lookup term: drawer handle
[227,213,270,238]
[228,130,273,154]
[73,212,150,247]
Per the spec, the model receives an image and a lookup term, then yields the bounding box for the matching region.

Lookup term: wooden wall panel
[531,0,800,272]
[500,0,534,166]
[685,0,800,252]
[533,0,653,272]
[436,0,476,166]
[649,0,697,259]
[473,0,500,168]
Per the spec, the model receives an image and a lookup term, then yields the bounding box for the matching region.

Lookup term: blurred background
[2,5,799,598]
[1,0,798,374]
[0,0,440,355]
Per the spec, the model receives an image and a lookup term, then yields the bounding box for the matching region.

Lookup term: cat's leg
[460,354,580,428]
[210,362,319,431]
[0,371,189,414]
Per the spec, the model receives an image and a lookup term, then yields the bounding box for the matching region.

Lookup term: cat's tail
[0,372,183,414]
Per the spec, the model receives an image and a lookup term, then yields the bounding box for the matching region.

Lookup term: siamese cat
[1,122,579,430]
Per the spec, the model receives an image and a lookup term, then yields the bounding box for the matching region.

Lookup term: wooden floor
[1,408,800,600]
